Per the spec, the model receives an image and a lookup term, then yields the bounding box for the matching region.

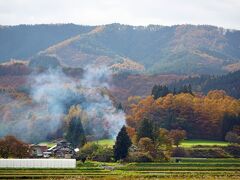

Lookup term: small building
[49,140,76,159]
[30,145,48,158]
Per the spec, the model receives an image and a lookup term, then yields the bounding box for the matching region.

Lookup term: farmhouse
[30,145,48,158]
[47,140,76,159]
[30,140,76,159]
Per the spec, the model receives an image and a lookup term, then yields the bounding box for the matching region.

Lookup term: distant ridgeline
[0,24,94,61]
[0,24,240,75]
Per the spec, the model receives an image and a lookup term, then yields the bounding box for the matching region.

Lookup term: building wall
[0,159,76,168]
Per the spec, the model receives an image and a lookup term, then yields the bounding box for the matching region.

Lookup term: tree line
[169,70,240,99]
[126,89,240,140]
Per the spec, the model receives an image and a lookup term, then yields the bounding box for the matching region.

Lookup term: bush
[92,147,114,162]
[78,142,101,159]
[78,142,114,162]
[127,152,153,162]
[188,148,231,158]
[0,135,30,158]
[171,147,189,157]
[225,131,240,144]
[224,145,240,158]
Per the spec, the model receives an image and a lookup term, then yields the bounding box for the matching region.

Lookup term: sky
[0,0,240,29]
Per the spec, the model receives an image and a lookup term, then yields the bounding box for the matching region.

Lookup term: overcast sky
[0,0,240,29]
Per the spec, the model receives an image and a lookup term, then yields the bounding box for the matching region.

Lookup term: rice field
[0,158,240,179]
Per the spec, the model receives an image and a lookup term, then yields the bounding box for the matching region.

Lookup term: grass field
[0,158,240,179]
[94,139,115,147]
[92,139,229,148]
[39,139,229,149]
[180,139,229,147]
[38,141,57,148]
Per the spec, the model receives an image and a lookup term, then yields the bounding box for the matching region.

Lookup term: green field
[38,141,57,148]
[94,139,115,147]
[92,139,229,148]
[180,139,229,147]
[39,139,230,149]
[0,158,240,179]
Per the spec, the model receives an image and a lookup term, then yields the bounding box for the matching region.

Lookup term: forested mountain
[42,23,240,74]
[169,70,240,99]
[1,23,240,75]
[0,24,94,62]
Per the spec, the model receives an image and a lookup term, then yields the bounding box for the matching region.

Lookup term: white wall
[0,159,76,168]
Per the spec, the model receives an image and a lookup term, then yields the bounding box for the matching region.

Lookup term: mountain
[42,23,240,74]
[1,23,240,75]
[0,24,94,62]
[169,70,240,99]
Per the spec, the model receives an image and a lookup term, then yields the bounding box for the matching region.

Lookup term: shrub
[171,147,189,157]
[79,142,101,159]
[225,131,240,144]
[0,135,30,158]
[224,145,240,158]
[92,147,114,162]
[79,142,114,162]
[188,148,231,158]
[127,152,153,162]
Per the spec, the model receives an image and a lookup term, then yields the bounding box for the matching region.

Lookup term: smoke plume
[0,65,125,143]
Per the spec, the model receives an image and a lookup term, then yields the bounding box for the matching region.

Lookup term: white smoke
[80,65,125,138]
[0,65,125,142]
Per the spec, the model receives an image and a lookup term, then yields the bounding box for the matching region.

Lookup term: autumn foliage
[126,90,240,140]
[0,135,30,158]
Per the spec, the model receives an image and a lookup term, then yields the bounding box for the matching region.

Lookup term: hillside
[0,61,183,102]
[0,24,94,62]
[41,24,240,75]
[110,73,185,102]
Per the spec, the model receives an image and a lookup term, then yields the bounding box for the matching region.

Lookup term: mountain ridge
[1,23,240,75]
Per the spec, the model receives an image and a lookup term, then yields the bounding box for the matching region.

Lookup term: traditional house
[30,145,48,158]
[49,140,76,159]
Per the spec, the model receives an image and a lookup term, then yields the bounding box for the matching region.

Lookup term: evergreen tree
[173,87,177,95]
[162,85,170,97]
[116,102,123,111]
[151,84,160,99]
[178,84,193,94]
[151,85,170,99]
[65,116,86,148]
[114,126,132,161]
[137,118,154,141]
[188,84,193,94]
